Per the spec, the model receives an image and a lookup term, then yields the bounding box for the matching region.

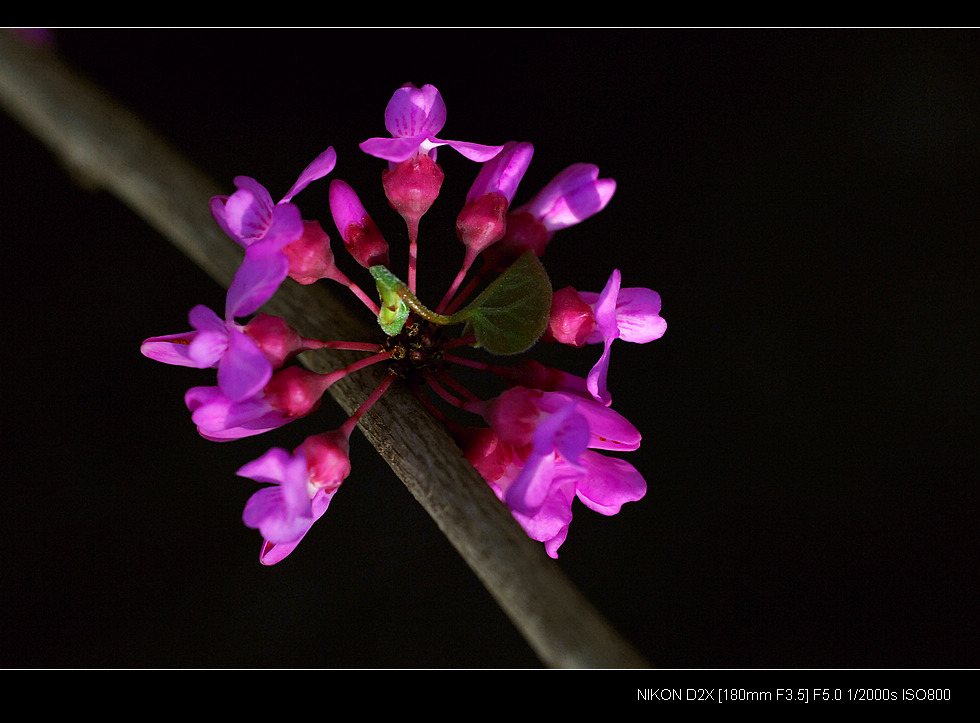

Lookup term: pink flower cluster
[142,83,666,564]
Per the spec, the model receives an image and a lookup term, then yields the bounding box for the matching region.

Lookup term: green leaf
[370,265,410,335]
[453,251,553,355]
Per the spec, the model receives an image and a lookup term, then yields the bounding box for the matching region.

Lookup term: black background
[1,28,977,671]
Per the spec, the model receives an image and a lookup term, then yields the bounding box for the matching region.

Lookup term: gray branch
[0,31,649,668]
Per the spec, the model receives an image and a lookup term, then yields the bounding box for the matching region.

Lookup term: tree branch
[0,31,649,668]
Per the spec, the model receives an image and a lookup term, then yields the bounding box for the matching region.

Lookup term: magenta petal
[544,177,616,231]
[519,163,616,232]
[505,448,556,515]
[384,84,446,138]
[237,446,296,486]
[359,134,428,163]
[533,399,590,462]
[522,163,598,219]
[209,194,234,238]
[225,250,289,319]
[223,178,276,241]
[188,304,224,334]
[615,288,667,343]
[197,413,290,442]
[186,305,228,367]
[440,138,507,163]
[260,202,304,250]
[328,179,368,230]
[185,386,287,442]
[586,337,614,406]
[140,331,199,366]
[258,488,335,565]
[572,451,647,516]
[233,176,275,210]
[510,481,575,557]
[585,271,622,405]
[544,391,641,451]
[218,329,273,402]
[466,141,533,203]
[593,270,622,339]
[280,146,336,203]
[239,447,313,545]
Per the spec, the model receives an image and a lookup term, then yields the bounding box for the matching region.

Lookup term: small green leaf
[370,265,410,335]
[453,251,553,355]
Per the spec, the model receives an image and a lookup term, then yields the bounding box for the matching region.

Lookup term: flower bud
[244,313,326,369]
[456,191,509,261]
[282,220,346,285]
[544,287,596,346]
[263,366,331,418]
[329,179,390,268]
[381,153,444,239]
[298,430,352,492]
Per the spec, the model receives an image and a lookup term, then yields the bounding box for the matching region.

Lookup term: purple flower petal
[140,331,199,366]
[258,202,304,251]
[358,134,429,163]
[186,305,228,368]
[541,391,642,451]
[517,163,616,233]
[218,328,273,402]
[505,447,556,515]
[222,177,275,242]
[225,249,289,319]
[280,146,337,203]
[510,480,575,559]
[505,401,589,515]
[586,338,614,407]
[466,141,533,204]
[361,84,503,164]
[384,84,446,138]
[239,447,314,544]
[570,451,647,516]
[437,138,507,163]
[185,385,289,442]
[258,488,335,565]
[585,270,622,405]
[613,287,667,343]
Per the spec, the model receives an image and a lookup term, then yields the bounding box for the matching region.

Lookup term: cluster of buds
[142,83,666,564]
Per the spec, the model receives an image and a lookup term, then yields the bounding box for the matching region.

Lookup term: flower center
[383,315,448,383]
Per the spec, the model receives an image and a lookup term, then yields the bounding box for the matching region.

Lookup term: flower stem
[347,280,380,315]
[435,258,474,314]
[322,350,394,387]
[317,341,385,353]
[340,371,395,438]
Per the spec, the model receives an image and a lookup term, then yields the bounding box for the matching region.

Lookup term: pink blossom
[297,430,352,492]
[359,83,503,164]
[520,451,646,558]
[517,162,617,235]
[466,386,641,523]
[503,397,590,516]
[461,396,647,558]
[481,163,617,270]
[544,286,596,347]
[210,147,334,249]
[328,179,390,268]
[239,447,337,566]
[280,220,347,286]
[239,428,354,564]
[456,141,534,262]
[141,249,296,402]
[184,366,331,442]
[579,269,667,406]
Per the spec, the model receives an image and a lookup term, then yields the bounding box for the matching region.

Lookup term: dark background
[1,28,977,670]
